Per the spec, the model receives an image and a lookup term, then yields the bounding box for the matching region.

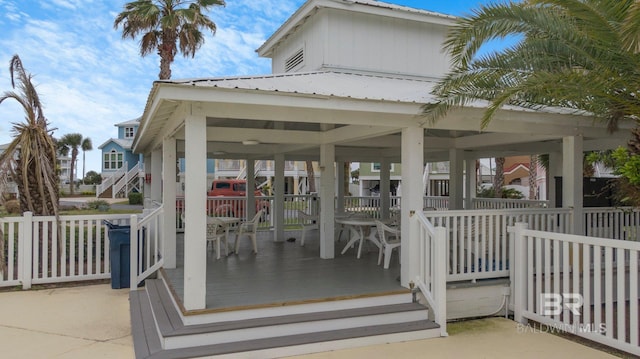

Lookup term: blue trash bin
[104,221,145,289]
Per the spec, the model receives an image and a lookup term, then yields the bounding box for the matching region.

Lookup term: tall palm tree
[57,133,91,195]
[0,55,59,216]
[424,0,640,131]
[493,157,505,198]
[81,137,92,184]
[114,0,225,80]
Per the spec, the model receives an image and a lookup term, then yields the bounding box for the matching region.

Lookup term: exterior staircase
[130,276,440,358]
[97,162,143,199]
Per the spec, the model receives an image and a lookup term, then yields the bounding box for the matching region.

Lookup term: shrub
[5,200,21,214]
[87,200,110,211]
[129,192,143,205]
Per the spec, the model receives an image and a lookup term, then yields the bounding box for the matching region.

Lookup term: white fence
[584,207,640,240]
[0,212,132,289]
[411,210,448,337]
[473,198,548,209]
[424,208,572,282]
[130,206,164,289]
[511,223,640,357]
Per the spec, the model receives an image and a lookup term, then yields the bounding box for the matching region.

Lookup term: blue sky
[0,0,495,175]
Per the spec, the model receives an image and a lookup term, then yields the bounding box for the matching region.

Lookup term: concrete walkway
[0,284,619,359]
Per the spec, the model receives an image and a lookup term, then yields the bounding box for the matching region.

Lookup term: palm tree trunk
[494,157,505,198]
[529,155,538,200]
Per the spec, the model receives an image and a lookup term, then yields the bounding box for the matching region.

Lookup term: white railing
[177,194,320,231]
[511,223,640,357]
[473,198,549,209]
[411,211,448,337]
[425,208,572,282]
[0,212,131,289]
[113,162,143,198]
[584,207,640,240]
[342,196,401,218]
[130,206,164,289]
[96,164,127,198]
[423,196,449,210]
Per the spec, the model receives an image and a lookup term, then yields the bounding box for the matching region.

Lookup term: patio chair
[375,220,401,269]
[206,218,228,260]
[297,210,319,246]
[234,209,264,255]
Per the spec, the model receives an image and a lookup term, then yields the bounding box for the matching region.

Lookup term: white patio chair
[297,210,319,246]
[206,217,228,260]
[375,220,401,269]
[234,209,264,254]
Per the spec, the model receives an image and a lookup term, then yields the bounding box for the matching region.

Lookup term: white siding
[270,8,451,78]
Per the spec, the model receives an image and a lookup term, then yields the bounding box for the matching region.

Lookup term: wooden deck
[163,229,405,311]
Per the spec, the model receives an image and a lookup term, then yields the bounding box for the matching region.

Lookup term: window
[371,163,394,172]
[215,182,230,189]
[124,127,135,139]
[104,150,123,170]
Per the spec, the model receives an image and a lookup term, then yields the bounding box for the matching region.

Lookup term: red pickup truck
[206,179,270,218]
[176,179,270,218]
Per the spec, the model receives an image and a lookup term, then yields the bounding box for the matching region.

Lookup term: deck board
[164,229,404,310]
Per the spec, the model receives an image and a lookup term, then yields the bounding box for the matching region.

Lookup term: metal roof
[115,117,141,127]
[98,138,133,150]
[164,70,438,103]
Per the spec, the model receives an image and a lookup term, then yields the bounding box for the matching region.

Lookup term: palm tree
[81,137,92,184]
[114,0,225,80]
[493,157,505,198]
[57,133,91,195]
[424,0,640,131]
[0,55,59,216]
[0,55,60,276]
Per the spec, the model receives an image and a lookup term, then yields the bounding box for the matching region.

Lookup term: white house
[128,0,634,357]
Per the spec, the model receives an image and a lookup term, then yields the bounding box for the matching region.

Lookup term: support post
[464,158,476,210]
[20,211,33,290]
[401,127,423,287]
[563,136,584,235]
[380,158,391,219]
[246,159,256,221]
[162,137,177,268]
[336,161,345,213]
[274,154,285,241]
[449,148,464,210]
[183,114,207,310]
[319,144,335,259]
[151,148,162,203]
[513,222,529,324]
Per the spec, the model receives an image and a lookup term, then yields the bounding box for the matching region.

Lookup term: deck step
[132,279,440,358]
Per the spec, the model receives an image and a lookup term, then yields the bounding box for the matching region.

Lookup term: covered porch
[134,71,632,311]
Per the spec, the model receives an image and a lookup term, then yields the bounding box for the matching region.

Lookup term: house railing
[425,208,572,282]
[511,223,640,357]
[423,196,448,210]
[472,198,549,209]
[96,163,127,198]
[130,206,164,289]
[0,212,131,289]
[112,162,143,198]
[584,207,640,240]
[411,210,448,337]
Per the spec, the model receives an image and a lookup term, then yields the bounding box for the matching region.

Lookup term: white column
[548,152,562,207]
[464,158,476,210]
[143,153,151,203]
[183,114,207,310]
[336,161,345,213]
[162,137,177,269]
[246,159,256,220]
[319,144,335,259]
[380,158,391,219]
[274,154,285,241]
[563,136,584,235]
[401,127,423,287]
[449,148,464,210]
[151,149,162,203]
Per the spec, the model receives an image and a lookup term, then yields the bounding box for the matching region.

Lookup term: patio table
[337,217,392,258]
[207,217,241,254]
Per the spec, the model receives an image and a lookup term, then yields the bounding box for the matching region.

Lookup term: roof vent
[285,48,304,72]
